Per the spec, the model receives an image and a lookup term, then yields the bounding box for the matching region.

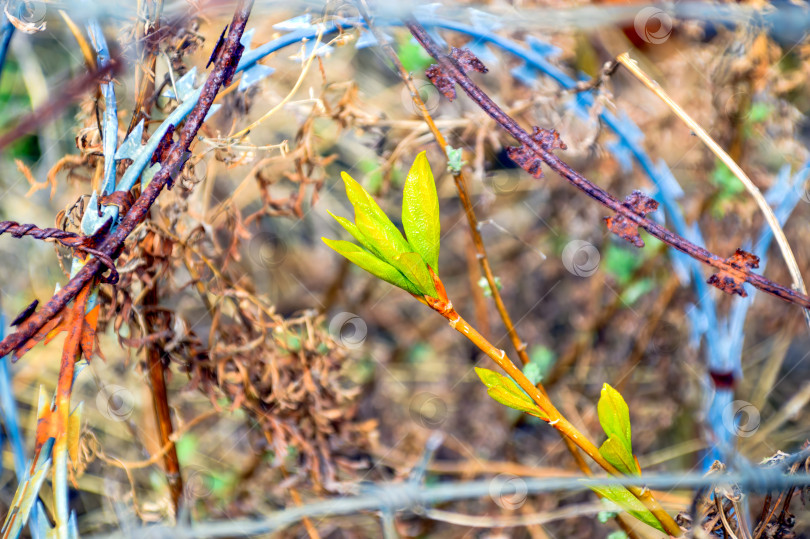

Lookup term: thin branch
[144,282,183,512]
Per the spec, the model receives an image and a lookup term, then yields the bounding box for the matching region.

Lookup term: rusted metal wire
[0,0,254,360]
[0,221,118,282]
[406,20,810,312]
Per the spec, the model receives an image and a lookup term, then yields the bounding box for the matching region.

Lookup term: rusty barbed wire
[406,20,810,311]
[0,221,119,283]
[0,0,254,360]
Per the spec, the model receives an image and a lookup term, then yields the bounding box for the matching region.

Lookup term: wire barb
[604,191,659,248]
[425,46,487,101]
[506,126,567,179]
[708,249,760,297]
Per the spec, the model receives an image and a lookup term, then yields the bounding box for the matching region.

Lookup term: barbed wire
[0,221,119,282]
[89,464,810,538]
[37,1,808,32]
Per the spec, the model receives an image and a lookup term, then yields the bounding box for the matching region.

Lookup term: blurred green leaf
[285,334,301,352]
[209,471,236,497]
[711,161,745,196]
[402,151,440,272]
[176,434,199,464]
[522,361,544,386]
[603,243,642,286]
[357,158,385,192]
[528,345,556,378]
[597,384,632,454]
[398,38,433,73]
[620,278,654,306]
[746,102,772,124]
[406,342,432,364]
[710,160,745,216]
[474,367,548,420]
[589,484,665,533]
[322,238,421,295]
[598,509,618,524]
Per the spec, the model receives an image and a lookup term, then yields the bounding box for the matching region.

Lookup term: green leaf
[474,367,548,420]
[394,252,437,297]
[599,437,640,476]
[598,383,632,455]
[322,238,421,295]
[341,171,412,262]
[402,152,441,271]
[589,483,666,533]
[328,211,384,258]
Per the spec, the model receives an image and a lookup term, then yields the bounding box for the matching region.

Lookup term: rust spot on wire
[604,191,659,248]
[425,64,456,100]
[507,126,567,179]
[151,123,176,166]
[426,47,487,101]
[221,42,244,87]
[708,248,760,297]
[451,47,488,74]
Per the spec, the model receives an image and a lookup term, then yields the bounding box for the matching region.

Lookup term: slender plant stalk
[144,282,183,512]
[438,305,681,536]
[354,8,642,536]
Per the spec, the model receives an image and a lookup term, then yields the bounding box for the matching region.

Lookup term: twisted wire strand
[0,221,119,283]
